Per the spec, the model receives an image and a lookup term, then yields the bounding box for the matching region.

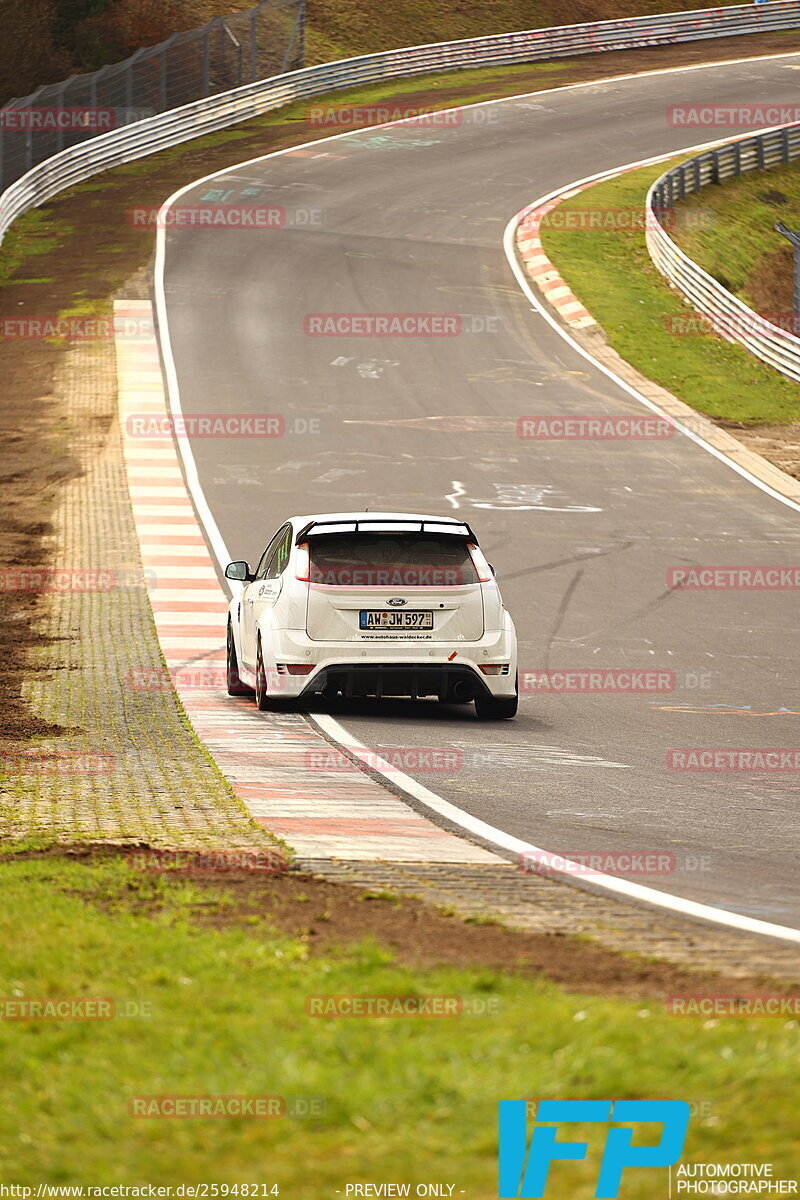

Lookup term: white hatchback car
[225,511,518,719]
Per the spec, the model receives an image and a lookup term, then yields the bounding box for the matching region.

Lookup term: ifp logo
[498,1099,690,1198]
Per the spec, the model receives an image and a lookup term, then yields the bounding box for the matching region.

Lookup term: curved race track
[158,53,800,930]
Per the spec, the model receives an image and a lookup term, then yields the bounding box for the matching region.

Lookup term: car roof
[287,511,464,527]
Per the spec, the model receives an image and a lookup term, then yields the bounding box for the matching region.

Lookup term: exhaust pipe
[452,678,477,702]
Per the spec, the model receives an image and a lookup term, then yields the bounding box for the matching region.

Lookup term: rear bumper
[298,662,507,701]
[249,625,517,700]
[241,619,520,700]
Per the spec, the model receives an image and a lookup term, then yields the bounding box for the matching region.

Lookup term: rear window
[308,534,479,587]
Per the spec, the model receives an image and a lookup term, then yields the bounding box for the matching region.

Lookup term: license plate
[359,610,434,630]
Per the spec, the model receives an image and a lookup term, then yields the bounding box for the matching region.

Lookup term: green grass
[0,0,755,105]
[0,854,798,1188]
[0,60,606,325]
[464,913,506,927]
[0,41,797,1195]
[358,889,403,903]
[0,209,73,286]
[0,62,572,229]
[0,834,58,855]
[54,60,573,185]
[540,161,800,425]
[670,160,800,307]
[302,0,750,67]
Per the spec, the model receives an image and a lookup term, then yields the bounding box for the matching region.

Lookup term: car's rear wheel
[474,681,518,720]
[227,623,253,697]
[255,639,271,711]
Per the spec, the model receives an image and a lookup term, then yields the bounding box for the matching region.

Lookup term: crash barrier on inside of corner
[2,2,800,245]
[647,123,800,384]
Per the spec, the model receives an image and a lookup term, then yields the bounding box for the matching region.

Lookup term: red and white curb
[515,189,598,330]
[115,299,501,865]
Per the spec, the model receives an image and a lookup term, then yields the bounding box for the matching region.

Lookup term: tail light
[295,542,311,582]
[479,664,507,676]
[467,543,493,583]
[276,663,315,676]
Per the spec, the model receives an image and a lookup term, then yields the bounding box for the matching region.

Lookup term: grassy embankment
[540,160,800,425]
[0,852,797,1186]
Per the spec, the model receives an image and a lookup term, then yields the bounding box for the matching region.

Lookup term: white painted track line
[151,54,800,942]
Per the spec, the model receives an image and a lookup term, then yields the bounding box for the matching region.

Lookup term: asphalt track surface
[160,54,800,930]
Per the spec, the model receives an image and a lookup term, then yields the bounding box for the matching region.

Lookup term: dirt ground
[13,843,797,997]
[0,372,78,741]
[747,242,795,315]
[3,33,800,774]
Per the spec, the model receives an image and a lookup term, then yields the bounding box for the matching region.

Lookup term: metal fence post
[124,48,148,122]
[250,9,259,82]
[298,0,308,69]
[57,81,68,154]
[711,148,720,184]
[223,23,244,88]
[282,0,306,73]
[159,40,169,109]
[4,0,799,202]
[775,221,800,329]
[88,73,98,148]
[125,55,135,114]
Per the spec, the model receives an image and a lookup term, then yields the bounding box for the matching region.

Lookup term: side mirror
[225,561,253,582]
[488,563,496,577]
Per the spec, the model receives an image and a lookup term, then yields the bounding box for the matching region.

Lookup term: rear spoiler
[295,518,478,544]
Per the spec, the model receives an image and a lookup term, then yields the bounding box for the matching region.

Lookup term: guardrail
[647,125,800,383]
[2,2,800,249]
[0,0,306,194]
